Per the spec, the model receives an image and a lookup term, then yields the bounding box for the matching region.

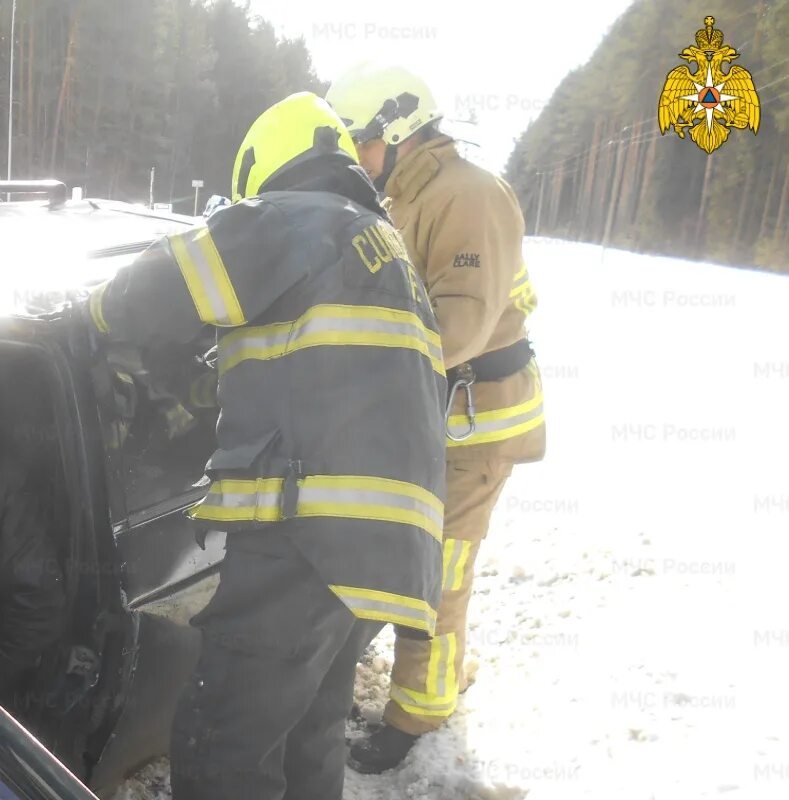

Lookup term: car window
[97,340,218,515]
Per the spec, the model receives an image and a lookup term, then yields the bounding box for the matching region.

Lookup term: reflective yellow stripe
[219,304,444,377]
[510,261,538,315]
[391,632,460,718]
[425,633,457,699]
[426,634,444,697]
[189,372,218,408]
[442,539,472,591]
[189,474,444,541]
[447,389,545,448]
[169,228,246,327]
[442,540,454,590]
[329,585,436,633]
[390,683,458,717]
[89,282,110,334]
[447,633,458,701]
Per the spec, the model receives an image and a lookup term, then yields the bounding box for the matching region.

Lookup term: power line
[758,71,789,92]
[751,55,789,78]
[527,69,789,178]
[535,126,668,183]
[535,120,664,180]
[764,87,789,104]
[531,68,789,180]
[533,115,654,176]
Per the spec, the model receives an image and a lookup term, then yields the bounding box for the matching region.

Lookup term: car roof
[1,198,197,317]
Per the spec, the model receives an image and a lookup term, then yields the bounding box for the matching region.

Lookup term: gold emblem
[659,16,760,154]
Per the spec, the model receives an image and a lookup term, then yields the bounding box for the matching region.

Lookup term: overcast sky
[248,0,636,171]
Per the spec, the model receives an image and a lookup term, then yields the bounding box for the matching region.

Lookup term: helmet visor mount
[348,93,420,146]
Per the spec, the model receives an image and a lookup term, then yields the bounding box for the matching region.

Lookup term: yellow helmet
[326,63,442,146]
[232,92,358,202]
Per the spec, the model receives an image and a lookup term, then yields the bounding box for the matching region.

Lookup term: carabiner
[446,376,477,442]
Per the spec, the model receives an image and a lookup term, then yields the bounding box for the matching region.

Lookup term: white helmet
[326,63,442,146]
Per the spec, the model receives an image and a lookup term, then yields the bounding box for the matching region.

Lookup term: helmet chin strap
[374,143,399,193]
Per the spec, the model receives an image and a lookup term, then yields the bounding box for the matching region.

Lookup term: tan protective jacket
[385,135,546,463]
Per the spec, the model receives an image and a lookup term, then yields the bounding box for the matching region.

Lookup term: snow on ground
[113,239,789,799]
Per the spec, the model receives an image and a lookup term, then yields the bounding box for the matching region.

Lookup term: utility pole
[602,137,626,249]
[752,0,768,55]
[192,179,204,217]
[695,155,714,252]
[534,172,545,236]
[6,0,17,200]
[149,167,155,209]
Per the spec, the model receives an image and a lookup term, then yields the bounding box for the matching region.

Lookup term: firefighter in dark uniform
[85,92,446,800]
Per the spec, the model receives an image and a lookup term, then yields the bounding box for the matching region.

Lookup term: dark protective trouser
[170,528,382,800]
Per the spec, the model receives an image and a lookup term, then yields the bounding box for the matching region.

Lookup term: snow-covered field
[113,239,789,800]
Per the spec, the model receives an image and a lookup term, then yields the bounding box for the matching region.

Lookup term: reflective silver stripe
[220,327,292,366]
[336,594,431,627]
[299,486,444,531]
[188,475,443,539]
[219,305,443,375]
[199,490,281,510]
[390,685,456,712]
[432,635,451,697]
[298,316,443,363]
[170,229,244,326]
[221,317,441,364]
[447,402,545,440]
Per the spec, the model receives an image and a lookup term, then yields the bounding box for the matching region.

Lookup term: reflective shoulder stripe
[188,474,444,542]
[219,304,444,377]
[447,388,545,447]
[329,585,437,634]
[89,281,111,334]
[169,228,246,327]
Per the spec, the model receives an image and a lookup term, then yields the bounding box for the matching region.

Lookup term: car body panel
[1,197,223,791]
[0,707,98,800]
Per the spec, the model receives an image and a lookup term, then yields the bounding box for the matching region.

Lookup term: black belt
[447,338,534,386]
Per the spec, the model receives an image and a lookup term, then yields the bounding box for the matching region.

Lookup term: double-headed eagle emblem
[659,16,760,154]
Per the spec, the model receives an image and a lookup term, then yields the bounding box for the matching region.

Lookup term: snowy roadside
[113,240,789,799]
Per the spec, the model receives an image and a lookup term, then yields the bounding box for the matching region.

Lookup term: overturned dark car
[0,182,224,796]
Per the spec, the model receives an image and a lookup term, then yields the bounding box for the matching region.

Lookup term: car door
[0,312,123,780]
[81,327,226,794]
[0,706,99,800]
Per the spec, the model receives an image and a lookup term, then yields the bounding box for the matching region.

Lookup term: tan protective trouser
[384,460,513,735]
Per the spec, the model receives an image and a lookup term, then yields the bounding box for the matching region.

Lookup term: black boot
[347,724,419,774]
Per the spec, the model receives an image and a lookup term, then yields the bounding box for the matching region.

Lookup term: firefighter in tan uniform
[327,65,546,772]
